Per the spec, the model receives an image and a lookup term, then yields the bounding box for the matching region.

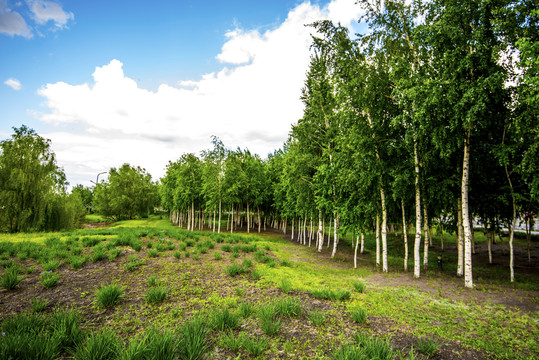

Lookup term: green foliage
[416,336,441,357]
[50,308,85,351]
[274,297,302,317]
[0,126,84,232]
[177,315,209,360]
[93,163,158,220]
[30,298,49,313]
[308,310,326,326]
[311,288,351,301]
[213,251,222,260]
[43,259,61,272]
[148,249,159,258]
[279,278,292,293]
[352,281,366,293]
[239,302,254,318]
[108,248,122,261]
[95,283,125,307]
[40,271,60,288]
[218,330,242,351]
[147,274,162,287]
[146,287,168,303]
[73,329,120,360]
[240,333,268,356]
[69,255,88,269]
[349,306,367,324]
[209,307,241,331]
[225,262,247,277]
[258,304,281,335]
[1,266,23,290]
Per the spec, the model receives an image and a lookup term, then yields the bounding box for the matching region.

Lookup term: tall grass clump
[177,315,209,360]
[279,278,292,293]
[274,297,302,318]
[40,271,60,288]
[1,266,23,290]
[209,307,241,331]
[95,282,125,307]
[308,310,326,326]
[240,334,268,356]
[258,304,281,336]
[146,287,168,303]
[31,298,49,313]
[349,305,368,324]
[225,262,247,277]
[73,329,120,360]
[417,336,441,357]
[145,328,177,360]
[50,308,85,351]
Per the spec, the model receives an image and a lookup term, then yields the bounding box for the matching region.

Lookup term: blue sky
[1,0,365,187]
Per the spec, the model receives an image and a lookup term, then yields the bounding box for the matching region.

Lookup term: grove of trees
[161,0,538,288]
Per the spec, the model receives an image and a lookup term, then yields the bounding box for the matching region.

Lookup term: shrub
[40,271,60,288]
[74,330,120,360]
[178,242,187,251]
[221,244,231,252]
[177,315,209,360]
[1,266,23,290]
[95,283,124,307]
[146,287,168,303]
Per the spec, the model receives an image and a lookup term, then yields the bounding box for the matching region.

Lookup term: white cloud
[28,0,73,28]
[4,77,22,90]
[0,0,32,38]
[37,0,364,186]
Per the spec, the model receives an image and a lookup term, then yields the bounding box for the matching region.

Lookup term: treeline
[0,126,86,232]
[161,0,538,288]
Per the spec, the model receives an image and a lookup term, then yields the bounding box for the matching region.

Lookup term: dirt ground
[1,225,537,359]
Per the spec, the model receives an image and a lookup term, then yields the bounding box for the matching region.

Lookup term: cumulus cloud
[4,77,22,90]
[0,0,32,38]
[37,0,364,186]
[28,0,73,29]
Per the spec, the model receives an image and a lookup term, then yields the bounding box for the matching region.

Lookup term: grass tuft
[95,282,125,307]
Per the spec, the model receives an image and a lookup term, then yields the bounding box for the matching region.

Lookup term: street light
[90,172,107,186]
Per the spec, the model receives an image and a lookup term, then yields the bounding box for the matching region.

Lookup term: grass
[1,266,23,290]
[225,262,247,277]
[209,307,241,331]
[349,305,368,324]
[177,315,209,360]
[40,271,60,287]
[74,329,119,360]
[0,218,536,360]
[94,282,125,307]
[416,336,441,357]
[30,298,49,313]
[146,286,168,303]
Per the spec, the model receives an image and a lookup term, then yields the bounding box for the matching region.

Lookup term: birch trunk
[488,231,492,265]
[423,201,429,270]
[414,140,422,279]
[258,208,261,233]
[504,149,516,283]
[327,218,332,248]
[376,213,380,268]
[462,128,473,288]
[354,234,359,269]
[360,233,365,254]
[218,199,221,233]
[246,203,250,234]
[230,206,234,233]
[318,210,323,252]
[380,187,388,273]
[213,210,216,232]
[457,197,464,277]
[331,215,339,258]
[402,199,408,272]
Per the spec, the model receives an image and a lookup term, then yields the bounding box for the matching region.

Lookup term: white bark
[361,233,365,254]
[462,129,473,288]
[318,210,323,252]
[230,207,234,233]
[423,201,429,270]
[414,140,422,279]
[376,213,380,267]
[247,203,250,234]
[327,218,332,248]
[354,234,359,269]
[457,196,464,277]
[402,199,408,272]
[381,188,388,273]
[488,231,492,265]
[331,215,338,258]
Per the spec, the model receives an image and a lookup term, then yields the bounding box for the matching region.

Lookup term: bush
[146,287,168,303]
[95,283,124,307]
[1,266,23,290]
[40,271,60,288]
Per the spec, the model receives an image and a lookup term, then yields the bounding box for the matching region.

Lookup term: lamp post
[90,172,107,186]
